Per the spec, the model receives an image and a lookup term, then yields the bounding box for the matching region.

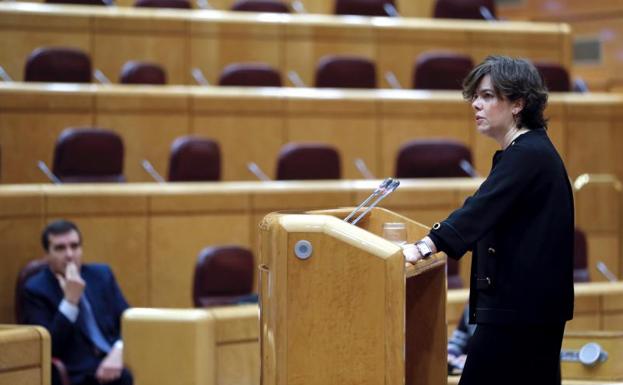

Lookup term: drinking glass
[382,222,407,245]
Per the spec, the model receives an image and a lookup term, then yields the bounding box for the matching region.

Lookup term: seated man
[22,220,132,385]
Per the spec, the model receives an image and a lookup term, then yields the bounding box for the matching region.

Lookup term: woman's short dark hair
[462,55,548,130]
[41,220,81,251]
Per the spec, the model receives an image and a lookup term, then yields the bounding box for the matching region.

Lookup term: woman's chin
[476,125,490,135]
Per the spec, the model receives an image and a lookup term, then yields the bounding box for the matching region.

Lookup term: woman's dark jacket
[428,128,574,325]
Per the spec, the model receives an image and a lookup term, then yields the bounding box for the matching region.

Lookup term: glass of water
[382,222,407,246]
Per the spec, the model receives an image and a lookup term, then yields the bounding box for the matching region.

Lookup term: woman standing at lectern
[403,56,574,385]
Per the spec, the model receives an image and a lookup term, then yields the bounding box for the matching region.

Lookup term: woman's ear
[512,99,525,115]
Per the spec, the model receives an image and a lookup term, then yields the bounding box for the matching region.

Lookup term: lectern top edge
[277,213,401,259]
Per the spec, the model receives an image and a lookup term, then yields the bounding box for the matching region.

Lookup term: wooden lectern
[259,207,447,385]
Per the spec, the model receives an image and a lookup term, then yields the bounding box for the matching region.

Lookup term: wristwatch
[414,240,433,258]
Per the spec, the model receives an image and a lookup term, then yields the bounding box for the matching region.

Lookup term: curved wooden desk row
[0,179,619,322]
[0,2,571,88]
[122,281,623,385]
[17,0,437,17]
[447,283,623,335]
[123,306,259,385]
[2,84,623,185]
[0,324,51,385]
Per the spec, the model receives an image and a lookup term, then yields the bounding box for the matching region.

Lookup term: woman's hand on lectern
[403,237,436,265]
[403,243,423,265]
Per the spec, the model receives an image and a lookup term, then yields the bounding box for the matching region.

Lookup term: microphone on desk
[141,159,165,183]
[247,162,271,181]
[479,6,496,21]
[37,161,61,184]
[596,261,618,282]
[345,178,400,225]
[459,160,479,178]
[344,178,392,223]
[354,158,375,179]
[350,179,400,225]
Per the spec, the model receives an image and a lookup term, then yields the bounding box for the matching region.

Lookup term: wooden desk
[2,84,623,185]
[123,305,259,385]
[0,324,51,385]
[0,179,620,323]
[0,180,476,323]
[0,2,571,88]
[9,0,483,19]
[447,283,623,338]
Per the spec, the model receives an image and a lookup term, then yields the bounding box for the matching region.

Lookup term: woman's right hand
[402,243,424,265]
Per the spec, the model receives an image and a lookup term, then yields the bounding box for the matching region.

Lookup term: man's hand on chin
[95,345,123,384]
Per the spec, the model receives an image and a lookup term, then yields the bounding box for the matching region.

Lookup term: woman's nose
[472,99,482,110]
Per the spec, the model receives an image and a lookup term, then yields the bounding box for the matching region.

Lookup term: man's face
[46,229,83,276]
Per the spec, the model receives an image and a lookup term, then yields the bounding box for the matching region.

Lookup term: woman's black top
[428,128,574,324]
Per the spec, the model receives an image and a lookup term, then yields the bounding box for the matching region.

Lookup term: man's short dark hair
[41,220,82,251]
[462,55,549,130]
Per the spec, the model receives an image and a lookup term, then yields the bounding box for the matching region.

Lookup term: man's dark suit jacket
[22,263,129,384]
[428,128,575,325]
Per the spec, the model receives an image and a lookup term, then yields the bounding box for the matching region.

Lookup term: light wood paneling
[0,179,621,322]
[498,0,623,92]
[149,214,251,307]
[377,21,471,91]
[92,11,190,84]
[286,93,377,179]
[190,15,283,85]
[0,3,571,88]
[0,85,93,183]
[14,0,436,17]
[379,93,472,177]
[216,342,259,385]
[284,17,376,87]
[447,283,623,334]
[0,325,50,385]
[4,86,621,186]
[95,88,191,181]
[0,6,91,82]
[0,180,478,322]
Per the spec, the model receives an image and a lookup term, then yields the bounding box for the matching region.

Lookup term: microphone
[291,0,306,13]
[191,68,210,86]
[384,71,402,89]
[287,70,306,87]
[247,162,271,181]
[141,159,165,183]
[479,6,496,21]
[383,3,399,17]
[350,179,400,225]
[37,161,61,184]
[596,261,618,282]
[0,65,13,82]
[459,159,479,178]
[344,178,393,223]
[93,69,111,84]
[354,158,375,179]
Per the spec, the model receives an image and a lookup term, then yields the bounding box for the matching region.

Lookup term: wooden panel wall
[497,0,623,92]
[0,3,571,88]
